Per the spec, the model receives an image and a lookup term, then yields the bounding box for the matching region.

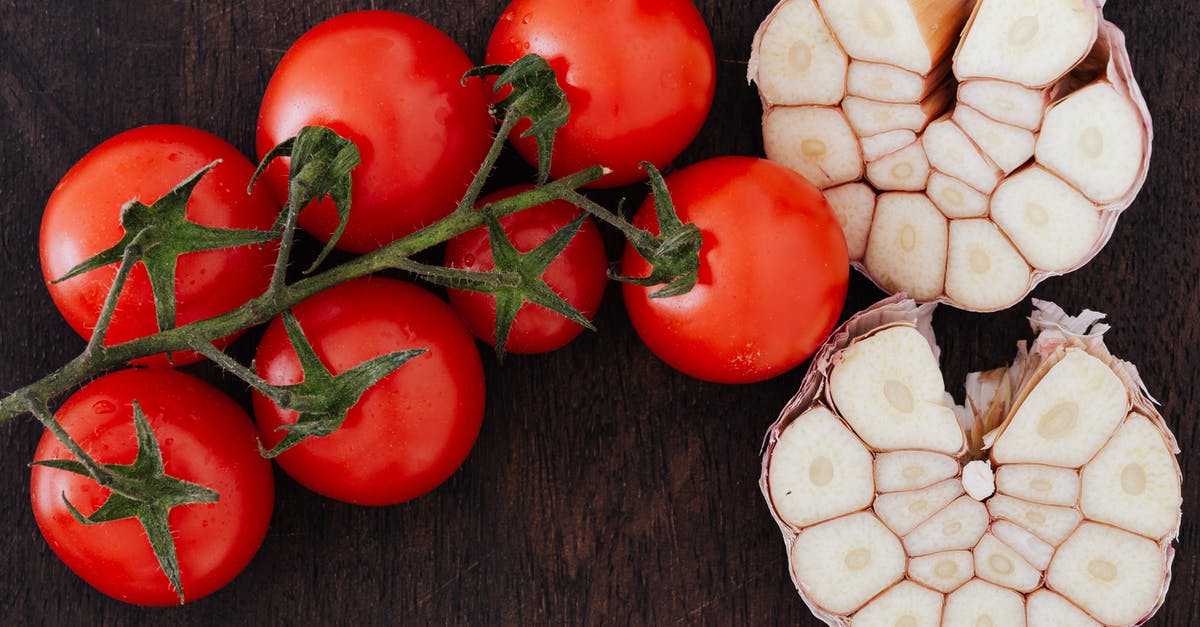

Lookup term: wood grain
[0,0,1196,624]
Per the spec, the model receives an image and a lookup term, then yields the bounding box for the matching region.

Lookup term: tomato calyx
[52,161,279,341]
[29,399,218,604]
[466,54,570,185]
[194,311,425,458]
[567,163,702,299]
[252,126,361,278]
[420,210,596,359]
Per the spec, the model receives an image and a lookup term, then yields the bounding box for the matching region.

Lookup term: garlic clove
[791,511,907,615]
[767,405,875,528]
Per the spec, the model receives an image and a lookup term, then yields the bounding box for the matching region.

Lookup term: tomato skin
[486,0,716,188]
[443,186,608,353]
[257,11,494,253]
[30,368,274,606]
[621,157,849,384]
[39,125,280,366]
[253,278,485,506]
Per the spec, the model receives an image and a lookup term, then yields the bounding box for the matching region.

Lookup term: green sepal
[31,401,219,604]
[608,162,701,299]
[258,311,426,458]
[465,55,569,185]
[418,211,595,360]
[53,161,279,334]
[251,126,361,272]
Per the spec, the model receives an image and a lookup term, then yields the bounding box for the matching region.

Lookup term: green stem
[557,188,658,251]
[455,112,520,215]
[269,203,300,296]
[188,340,288,405]
[392,258,522,291]
[84,236,144,357]
[0,166,605,425]
[25,398,138,499]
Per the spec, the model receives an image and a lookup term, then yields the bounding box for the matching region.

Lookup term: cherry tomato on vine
[39,125,280,367]
[253,278,485,506]
[257,11,493,253]
[486,0,716,188]
[30,368,274,606]
[622,157,849,384]
[443,186,608,354]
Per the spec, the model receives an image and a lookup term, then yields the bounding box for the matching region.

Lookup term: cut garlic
[792,512,907,615]
[902,495,989,556]
[1047,523,1167,626]
[816,0,975,75]
[1036,81,1147,203]
[760,299,1180,626]
[926,171,988,219]
[865,141,929,191]
[1026,590,1100,627]
[943,579,1027,626]
[922,117,1001,193]
[944,218,1031,312]
[828,325,964,454]
[954,0,1099,88]
[767,406,875,528]
[992,350,1128,467]
[873,450,959,493]
[995,464,1080,507]
[863,193,948,302]
[847,60,945,104]
[850,581,943,627]
[1080,414,1183,541]
[991,520,1054,571]
[953,105,1036,174]
[822,183,876,261]
[987,495,1082,546]
[763,106,863,189]
[957,80,1048,131]
[843,94,948,137]
[989,165,1102,272]
[752,1,1151,312]
[860,129,916,162]
[749,0,847,106]
[874,479,964,537]
[908,551,973,593]
[973,533,1041,593]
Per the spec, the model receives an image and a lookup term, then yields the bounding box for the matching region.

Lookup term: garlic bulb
[760,296,1180,625]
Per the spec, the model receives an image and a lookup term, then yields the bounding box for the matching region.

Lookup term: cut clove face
[760,297,1181,626]
[749,0,1151,312]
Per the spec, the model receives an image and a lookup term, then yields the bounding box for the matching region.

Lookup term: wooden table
[1,1,1195,624]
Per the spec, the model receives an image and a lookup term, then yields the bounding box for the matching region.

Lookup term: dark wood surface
[1,1,1196,624]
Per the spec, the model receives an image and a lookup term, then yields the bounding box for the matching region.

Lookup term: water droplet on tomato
[523,42,531,50]
[92,400,115,415]
[522,13,533,24]
[462,253,476,267]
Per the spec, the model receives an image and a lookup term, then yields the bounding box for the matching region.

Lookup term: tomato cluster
[25,1,848,606]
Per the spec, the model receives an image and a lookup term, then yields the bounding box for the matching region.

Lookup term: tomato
[30,368,274,606]
[486,0,715,188]
[253,277,485,505]
[621,157,849,384]
[39,125,280,366]
[257,11,493,253]
[443,186,608,353]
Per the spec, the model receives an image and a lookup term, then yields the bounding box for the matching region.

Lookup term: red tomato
[257,11,493,253]
[253,278,485,505]
[30,368,274,606]
[39,125,280,366]
[486,0,715,187]
[443,186,608,353]
[621,157,849,384]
